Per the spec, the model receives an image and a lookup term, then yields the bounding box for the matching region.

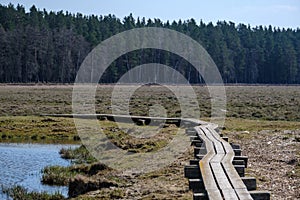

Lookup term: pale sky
[1,0,299,29]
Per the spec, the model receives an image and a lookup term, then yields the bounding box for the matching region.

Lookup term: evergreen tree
[0,3,299,84]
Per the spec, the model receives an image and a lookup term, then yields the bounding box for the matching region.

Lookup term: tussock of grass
[42,162,111,186]
[2,186,65,200]
[59,145,97,164]
[42,165,79,186]
[43,145,111,186]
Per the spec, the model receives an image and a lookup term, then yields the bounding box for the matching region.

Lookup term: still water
[0,143,78,199]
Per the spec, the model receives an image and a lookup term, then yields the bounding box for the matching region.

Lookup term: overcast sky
[1,0,299,29]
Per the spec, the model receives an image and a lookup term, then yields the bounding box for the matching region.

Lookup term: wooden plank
[207,125,252,199]
[199,160,218,190]
[199,126,241,199]
[194,147,207,156]
[202,127,225,154]
[222,189,239,200]
[222,161,247,189]
[222,141,235,160]
[210,162,233,190]
[234,149,242,156]
[183,118,208,126]
[235,189,254,199]
[210,153,225,163]
[206,189,223,200]
[200,127,226,164]
[195,127,221,193]
[44,113,209,127]
[195,127,214,154]
[222,140,247,189]
[188,122,252,199]
[231,143,241,149]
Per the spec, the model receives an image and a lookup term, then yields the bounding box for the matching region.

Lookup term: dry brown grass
[224,122,300,199]
[1,85,300,121]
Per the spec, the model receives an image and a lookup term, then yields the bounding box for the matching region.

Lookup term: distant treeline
[0,4,300,84]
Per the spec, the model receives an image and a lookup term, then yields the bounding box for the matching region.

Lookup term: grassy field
[0,85,299,199]
[0,116,79,143]
[0,85,300,121]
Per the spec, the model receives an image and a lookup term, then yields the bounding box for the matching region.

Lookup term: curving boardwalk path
[43,114,270,200]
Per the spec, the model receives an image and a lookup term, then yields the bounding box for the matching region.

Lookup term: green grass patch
[2,186,65,200]
[42,162,110,186]
[42,165,80,186]
[59,145,97,164]
[0,116,79,144]
[223,118,300,133]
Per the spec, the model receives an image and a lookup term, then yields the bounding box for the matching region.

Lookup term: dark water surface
[0,143,78,199]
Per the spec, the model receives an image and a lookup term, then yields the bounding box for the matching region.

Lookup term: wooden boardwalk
[44,114,270,200]
[185,124,270,200]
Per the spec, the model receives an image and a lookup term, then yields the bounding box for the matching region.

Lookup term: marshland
[0,85,299,199]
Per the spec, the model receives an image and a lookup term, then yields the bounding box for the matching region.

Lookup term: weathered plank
[210,162,233,190]
[195,127,222,198]
[222,189,239,200]
[202,126,241,200]
[206,125,253,199]
[236,188,255,199]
